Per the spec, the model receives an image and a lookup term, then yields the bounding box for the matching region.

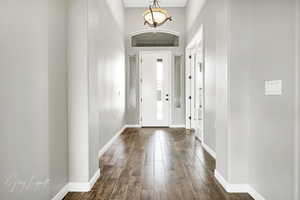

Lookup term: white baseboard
[52,169,100,199]
[248,187,267,200]
[125,124,186,128]
[89,169,100,190]
[51,184,69,200]
[202,142,216,159]
[69,168,100,192]
[125,124,142,128]
[98,126,127,159]
[53,126,128,199]
[214,170,266,200]
[169,124,186,128]
[68,182,90,192]
[214,170,248,193]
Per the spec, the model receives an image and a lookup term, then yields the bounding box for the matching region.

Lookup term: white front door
[140,51,171,127]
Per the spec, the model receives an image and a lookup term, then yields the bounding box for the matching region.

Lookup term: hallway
[64,128,252,200]
[1,0,300,200]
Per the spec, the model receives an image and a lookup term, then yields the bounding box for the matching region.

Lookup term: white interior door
[140,51,171,127]
[194,50,204,141]
[186,48,204,140]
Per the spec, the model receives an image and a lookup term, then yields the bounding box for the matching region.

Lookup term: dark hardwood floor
[64,128,253,200]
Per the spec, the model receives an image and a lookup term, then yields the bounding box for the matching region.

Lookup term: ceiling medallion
[143,0,172,28]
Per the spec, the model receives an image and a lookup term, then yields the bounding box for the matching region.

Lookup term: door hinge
[140,59,143,63]
[141,117,143,122]
[141,98,143,102]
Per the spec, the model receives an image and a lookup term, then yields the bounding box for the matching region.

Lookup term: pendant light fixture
[143,0,172,28]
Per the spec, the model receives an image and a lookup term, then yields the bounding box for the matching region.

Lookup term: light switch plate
[265,80,282,95]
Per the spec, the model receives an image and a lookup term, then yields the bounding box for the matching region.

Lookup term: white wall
[0,0,69,199]
[95,0,126,153]
[188,0,300,199]
[0,0,126,197]
[68,0,126,183]
[247,0,297,199]
[125,7,186,125]
[48,0,69,197]
[215,0,299,199]
[214,0,230,181]
[88,0,126,179]
[186,0,206,32]
[186,0,217,152]
[297,0,300,198]
[227,0,251,184]
[68,0,90,183]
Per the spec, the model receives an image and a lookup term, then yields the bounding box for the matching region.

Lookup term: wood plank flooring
[64,128,253,200]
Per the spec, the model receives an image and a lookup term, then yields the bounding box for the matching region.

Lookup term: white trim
[128,29,180,38]
[128,29,181,48]
[214,170,266,200]
[68,182,90,192]
[169,124,186,128]
[53,126,128,199]
[248,187,267,200]
[214,170,248,193]
[139,51,142,126]
[185,48,192,129]
[89,169,100,190]
[185,24,205,134]
[51,184,69,200]
[69,169,100,192]
[202,142,216,159]
[125,124,142,128]
[53,169,100,199]
[98,126,127,159]
[141,125,170,127]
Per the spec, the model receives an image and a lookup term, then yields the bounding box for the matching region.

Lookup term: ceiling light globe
[143,1,172,27]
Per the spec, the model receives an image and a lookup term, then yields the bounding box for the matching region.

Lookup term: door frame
[139,50,172,127]
[185,25,205,141]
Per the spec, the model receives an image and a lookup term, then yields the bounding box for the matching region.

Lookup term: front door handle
[165,98,169,101]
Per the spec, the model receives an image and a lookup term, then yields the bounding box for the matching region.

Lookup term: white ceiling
[123,0,189,8]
